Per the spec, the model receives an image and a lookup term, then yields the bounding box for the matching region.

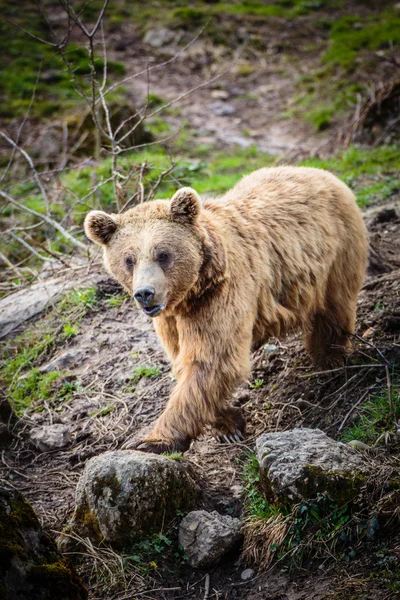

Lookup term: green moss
[298,464,367,505]
[28,558,88,598]
[0,286,99,415]
[0,490,39,566]
[71,498,103,545]
[241,453,371,568]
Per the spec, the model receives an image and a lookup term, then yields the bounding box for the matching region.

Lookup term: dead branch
[0,190,87,251]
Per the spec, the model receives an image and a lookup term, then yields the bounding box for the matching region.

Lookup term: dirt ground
[1,199,399,599]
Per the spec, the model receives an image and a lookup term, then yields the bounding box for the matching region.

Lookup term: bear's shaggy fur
[85,166,368,453]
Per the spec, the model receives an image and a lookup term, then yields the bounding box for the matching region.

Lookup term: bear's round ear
[84,210,119,245]
[170,187,200,225]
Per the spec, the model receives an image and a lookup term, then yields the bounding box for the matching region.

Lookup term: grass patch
[0,287,99,415]
[8,369,76,415]
[300,144,400,208]
[340,387,400,446]
[132,364,161,383]
[105,293,130,308]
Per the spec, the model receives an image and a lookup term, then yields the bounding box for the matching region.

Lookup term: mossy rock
[256,428,367,508]
[60,450,200,550]
[0,479,87,600]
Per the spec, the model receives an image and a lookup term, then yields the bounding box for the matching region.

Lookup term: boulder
[30,424,72,452]
[0,479,87,600]
[179,510,242,568]
[61,451,199,549]
[256,428,366,505]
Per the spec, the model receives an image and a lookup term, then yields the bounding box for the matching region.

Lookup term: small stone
[211,89,229,99]
[210,102,236,116]
[179,510,242,568]
[39,348,85,372]
[30,424,71,451]
[143,27,177,48]
[263,344,277,353]
[241,568,255,581]
[347,440,370,452]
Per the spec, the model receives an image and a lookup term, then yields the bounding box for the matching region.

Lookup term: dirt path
[106,20,328,159]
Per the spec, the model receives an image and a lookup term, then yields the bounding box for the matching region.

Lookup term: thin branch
[0,13,58,46]
[8,232,52,262]
[0,63,42,185]
[0,131,50,215]
[0,190,87,251]
[337,387,375,433]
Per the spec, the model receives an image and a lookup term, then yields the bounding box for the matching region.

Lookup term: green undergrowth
[324,10,400,71]
[287,7,400,130]
[132,364,161,383]
[0,286,100,415]
[3,141,399,280]
[0,0,126,119]
[340,386,400,446]
[300,144,400,208]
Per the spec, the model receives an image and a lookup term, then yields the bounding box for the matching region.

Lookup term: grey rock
[179,510,242,568]
[210,102,236,116]
[241,568,255,581]
[143,27,177,48]
[256,428,366,504]
[30,424,72,451]
[0,479,87,599]
[40,349,85,373]
[61,451,199,549]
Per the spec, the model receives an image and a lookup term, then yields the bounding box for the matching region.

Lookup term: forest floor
[1,1,400,599]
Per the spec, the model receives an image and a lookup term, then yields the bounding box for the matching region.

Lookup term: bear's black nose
[134,286,155,307]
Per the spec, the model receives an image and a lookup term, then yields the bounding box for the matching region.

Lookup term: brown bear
[84,166,368,454]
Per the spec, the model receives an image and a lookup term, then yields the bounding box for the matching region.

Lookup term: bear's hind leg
[305,276,361,369]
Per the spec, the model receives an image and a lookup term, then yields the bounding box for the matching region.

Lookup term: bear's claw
[214,428,245,444]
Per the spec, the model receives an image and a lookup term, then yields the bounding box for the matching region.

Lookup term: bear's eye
[157,250,170,265]
[125,255,135,270]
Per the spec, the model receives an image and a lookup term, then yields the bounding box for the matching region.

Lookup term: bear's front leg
[132,353,248,454]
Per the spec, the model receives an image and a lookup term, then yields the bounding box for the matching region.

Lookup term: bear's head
[84,187,225,317]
